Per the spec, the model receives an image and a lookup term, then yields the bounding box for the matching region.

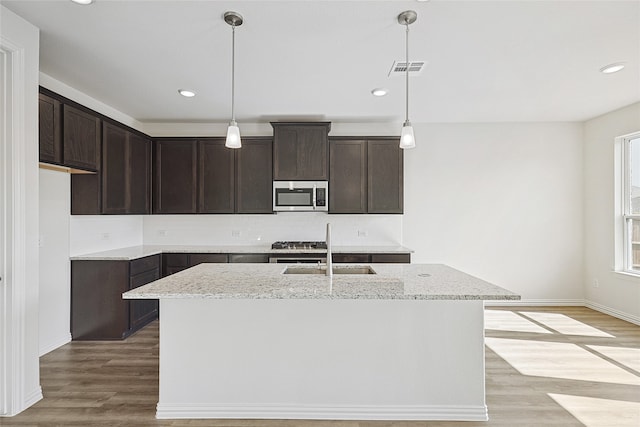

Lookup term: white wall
[143,214,402,246]
[38,169,71,355]
[0,5,41,415]
[584,102,640,323]
[40,73,144,133]
[69,216,144,256]
[403,123,585,303]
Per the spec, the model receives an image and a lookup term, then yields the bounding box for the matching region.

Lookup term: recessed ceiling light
[178,89,196,98]
[70,0,94,5]
[371,88,388,97]
[600,63,625,74]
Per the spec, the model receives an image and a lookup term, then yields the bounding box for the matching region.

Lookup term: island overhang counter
[123,263,520,421]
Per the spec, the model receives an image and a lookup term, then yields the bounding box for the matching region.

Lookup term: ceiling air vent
[388,60,426,77]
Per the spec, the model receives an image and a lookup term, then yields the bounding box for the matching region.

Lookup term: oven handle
[269,256,327,263]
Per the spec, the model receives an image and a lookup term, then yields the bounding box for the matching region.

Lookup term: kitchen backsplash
[142,213,403,246]
[70,215,144,256]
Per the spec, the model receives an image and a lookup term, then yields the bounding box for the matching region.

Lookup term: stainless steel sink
[283,265,377,275]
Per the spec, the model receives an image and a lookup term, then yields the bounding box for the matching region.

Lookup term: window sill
[613,270,640,281]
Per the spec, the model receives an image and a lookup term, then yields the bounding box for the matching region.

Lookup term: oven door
[269,254,327,263]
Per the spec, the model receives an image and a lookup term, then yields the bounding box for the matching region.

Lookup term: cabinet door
[229,254,270,263]
[329,139,367,213]
[236,138,273,213]
[38,93,62,164]
[272,123,329,180]
[129,268,159,331]
[368,139,403,214]
[370,253,410,263]
[153,140,198,214]
[101,123,128,214]
[62,104,101,171]
[128,134,151,214]
[198,139,235,213]
[71,260,129,340]
[189,253,228,266]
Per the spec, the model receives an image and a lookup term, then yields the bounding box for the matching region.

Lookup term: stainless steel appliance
[273,181,328,212]
[269,241,327,263]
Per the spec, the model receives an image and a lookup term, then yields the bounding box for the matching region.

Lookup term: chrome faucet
[326,223,333,277]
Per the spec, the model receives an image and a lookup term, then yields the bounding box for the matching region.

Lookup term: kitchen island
[123,263,519,421]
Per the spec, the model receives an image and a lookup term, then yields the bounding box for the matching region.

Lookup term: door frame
[0,26,41,416]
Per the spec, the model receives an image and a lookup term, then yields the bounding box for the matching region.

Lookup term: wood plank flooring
[1,306,638,427]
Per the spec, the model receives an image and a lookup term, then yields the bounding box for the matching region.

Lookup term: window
[622,133,640,274]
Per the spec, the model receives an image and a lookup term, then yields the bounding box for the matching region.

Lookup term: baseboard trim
[485,299,640,326]
[23,386,43,409]
[585,300,640,326]
[485,299,585,307]
[39,333,71,357]
[156,403,488,421]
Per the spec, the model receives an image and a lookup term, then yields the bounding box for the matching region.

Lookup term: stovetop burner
[271,241,327,250]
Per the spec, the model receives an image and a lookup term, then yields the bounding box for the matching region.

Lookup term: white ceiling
[3,0,640,124]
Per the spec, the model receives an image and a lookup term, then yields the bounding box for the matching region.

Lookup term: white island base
[156,298,487,421]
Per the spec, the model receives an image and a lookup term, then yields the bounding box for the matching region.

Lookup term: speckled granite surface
[123,263,520,301]
[70,244,413,260]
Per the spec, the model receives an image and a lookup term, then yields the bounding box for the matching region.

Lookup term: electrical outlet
[158,230,167,237]
[357,230,368,237]
[231,230,241,237]
[593,278,599,288]
[101,232,110,240]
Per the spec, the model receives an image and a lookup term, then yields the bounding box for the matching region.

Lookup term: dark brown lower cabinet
[162,253,229,277]
[71,255,160,340]
[229,253,270,263]
[333,253,411,263]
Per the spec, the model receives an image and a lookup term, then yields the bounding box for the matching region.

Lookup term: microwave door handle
[312,185,317,210]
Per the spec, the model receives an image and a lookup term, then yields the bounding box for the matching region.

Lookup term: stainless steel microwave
[273,181,328,212]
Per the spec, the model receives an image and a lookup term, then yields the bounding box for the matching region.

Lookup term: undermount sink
[283,265,377,275]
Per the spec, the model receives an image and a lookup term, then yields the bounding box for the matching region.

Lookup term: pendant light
[224,11,243,149]
[398,10,417,150]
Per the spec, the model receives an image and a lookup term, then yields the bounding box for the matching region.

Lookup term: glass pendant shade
[400,122,415,149]
[225,121,241,149]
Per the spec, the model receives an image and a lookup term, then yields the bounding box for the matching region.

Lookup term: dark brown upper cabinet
[329,137,403,214]
[368,138,403,214]
[102,123,151,214]
[128,133,152,214]
[236,138,273,213]
[153,140,198,214]
[198,139,235,213]
[101,123,127,214]
[62,104,101,171]
[38,93,62,164]
[272,122,330,181]
[329,139,367,213]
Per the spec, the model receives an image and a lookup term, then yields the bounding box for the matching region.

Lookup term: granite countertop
[70,244,414,261]
[123,263,520,301]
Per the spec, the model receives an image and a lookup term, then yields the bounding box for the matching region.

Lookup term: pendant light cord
[405,20,409,125]
[231,24,236,124]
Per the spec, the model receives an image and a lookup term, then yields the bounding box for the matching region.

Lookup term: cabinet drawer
[163,253,189,267]
[370,253,411,263]
[190,253,228,265]
[130,268,160,289]
[333,254,369,263]
[229,253,269,263]
[130,254,160,276]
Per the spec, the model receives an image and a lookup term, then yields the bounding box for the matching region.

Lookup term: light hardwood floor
[1,306,638,427]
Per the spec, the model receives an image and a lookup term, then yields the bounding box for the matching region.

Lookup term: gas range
[271,241,327,250]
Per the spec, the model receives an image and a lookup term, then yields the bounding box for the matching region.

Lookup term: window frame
[622,132,640,275]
